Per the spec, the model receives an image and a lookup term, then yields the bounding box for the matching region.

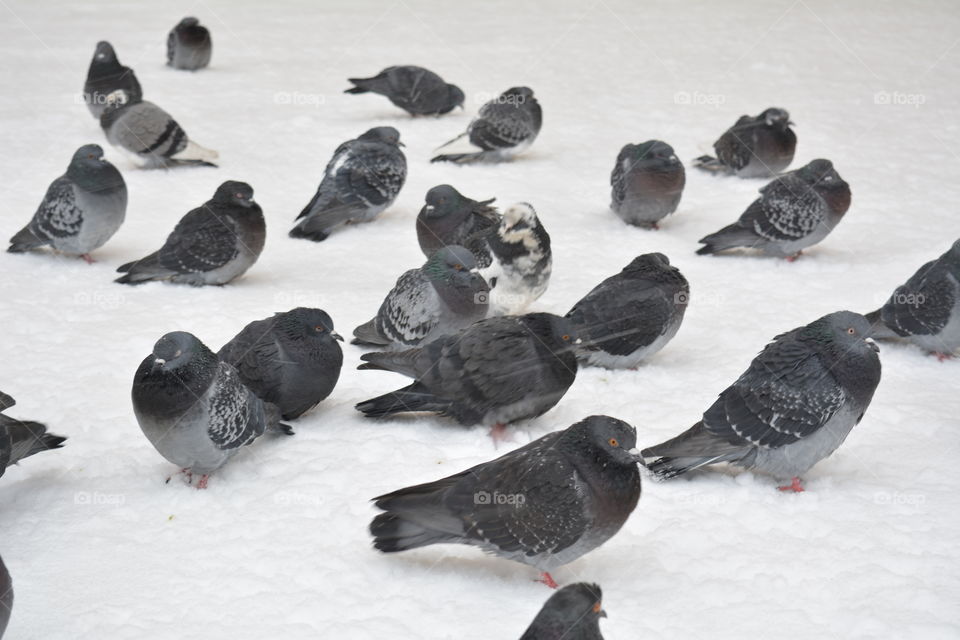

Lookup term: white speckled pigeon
[345,65,464,116]
[0,553,10,639]
[167,17,212,70]
[416,184,500,259]
[83,41,142,119]
[694,107,796,178]
[610,140,685,229]
[520,583,607,639]
[0,391,66,480]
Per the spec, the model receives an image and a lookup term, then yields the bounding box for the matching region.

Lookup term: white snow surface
[1,1,959,638]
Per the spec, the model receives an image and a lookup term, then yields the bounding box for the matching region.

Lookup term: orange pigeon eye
[608,438,618,447]
[314,325,325,332]
[562,334,570,341]
[454,264,463,271]
[593,602,602,613]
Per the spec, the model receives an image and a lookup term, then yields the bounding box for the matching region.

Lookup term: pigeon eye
[87,153,95,159]
[453,263,463,271]
[314,325,325,332]
[593,602,602,614]
[562,334,571,341]
[608,437,619,447]
[847,327,855,335]
[235,193,244,198]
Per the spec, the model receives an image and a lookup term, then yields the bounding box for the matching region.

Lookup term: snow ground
[1,0,959,638]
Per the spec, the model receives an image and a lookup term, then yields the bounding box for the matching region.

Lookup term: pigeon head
[526,582,606,636]
[796,159,848,190]
[69,144,107,170]
[519,313,580,351]
[761,107,793,128]
[421,184,465,219]
[425,245,478,278]
[502,86,535,103]
[151,331,206,372]
[447,84,466,110]
[93,41,118,63]
[799,311,879,359]
[562,415,642,468]
[630,140,680,168]
[359,126,403,147]
[623,252,671,272]
[276,307,344,344]
[179,16,200,27]
[945,239,960,262]
[213,181,255,207]
[500,203,538,236]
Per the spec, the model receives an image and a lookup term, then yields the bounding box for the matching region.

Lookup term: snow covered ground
[1,0,958,637]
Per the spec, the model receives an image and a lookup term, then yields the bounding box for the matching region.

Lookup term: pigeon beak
[627,447,644,463]
[866,337,879,353]
[397,141,406,147]
[150,357,166,373]
[424,205,435,215]
[331,332,344,342]
[573,338,582,345]
[600,609,608,619]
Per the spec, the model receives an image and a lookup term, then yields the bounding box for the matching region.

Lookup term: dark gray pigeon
[370,416,641,588]
[697,159,851,259]
[416,184,500,259]
[431,87,542,164]
[866,239,960,360]
[116,180,265,285]
[83,41,142,119]
[353,246,490,350]
[290,127,407,241]
[218,308,345,420]
[0,391,66,480]
[8,144,127,263]
[566,253,689,369]
[694,107,796,178]
[0,553,10,639]
[642,311,881,492]
[610,140,685,229]
[167,17,212,71]
[520,583,606,639]
[132,332,292,488]
[345,65,464,116]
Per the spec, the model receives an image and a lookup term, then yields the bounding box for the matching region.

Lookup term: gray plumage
[0,553,10,640]
[167,17,212,71]
[416,184,500,259]
[694,107,796,178]
[610,140,685,229]
[345,65,464,116]
[0,391,66,480]
[520,583,606,640]
[83,41,142,119]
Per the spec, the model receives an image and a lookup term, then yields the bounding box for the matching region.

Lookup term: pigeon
[520,583,607,640]
[416,184,500,259]
[566,253,689,369]
[352,246,490,350]
[0,553,10,639]
[83,41,142,119]
[370,416,641,588]
[865,239,960,360]
[610,140,685,229]
[132,331,292,488]
[696,159,851,259]
[99,90,219,168]
[218,308,345,420]
[431,87,542,164]
[0,391,66,479]
[8,144,127,263]
[345,65,464,116]
[115,180,265,286]
[694,107,796,178]
[290,127,407,242]
[641,311,881,492]
[167,17,212,71]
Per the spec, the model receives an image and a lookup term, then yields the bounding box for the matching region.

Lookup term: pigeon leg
[165,468,192,484]
[80,253,96,264]
[777,477,805,492]
[931,351,955,362]
[785,251,803,262]
[196,475,210,490]
[535,572,559,589]
[488,423,511,446]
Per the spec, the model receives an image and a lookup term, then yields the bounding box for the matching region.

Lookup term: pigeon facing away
[218,308,345,420]
[290,127,407,242]
[694,107,796,178]
[0,553,10,639]
[566,253,689,369]
[641,311,881,492]
[353,246,490,350]
[132,332,292,488]
[345,65,464,116]
[0,391,66,480]
[866,239,960,359]
[83,41,142,119]
[697,159,851,259]
[167,17,212,70]
[416,184,500,259]
[520,583,607,640]
[370,416,641,588]
[610,140,685,229]
[116,180,265,286]
[8,144,127,263]
[431,87,542,164]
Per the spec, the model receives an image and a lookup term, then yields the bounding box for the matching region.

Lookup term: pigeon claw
[785,251,803,262]
[488,423,512,447]
[196,474,210,490]
[80,253,96,264]
[777,477,805,493]
[932,351,955,362]
[535,572,559,589]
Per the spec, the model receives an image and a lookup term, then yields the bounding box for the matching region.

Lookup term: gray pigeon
[167,17,212,71]
[642,311,881,492]
[431,87,542,164]
[218,308,345,420]
[566,253,689,369]
[866,239,960,359]
[83,41,142,119]
[345,65,464,116]
[697,159,851,259]
[353,246,490,350]
[132,332,292,488]
[8,144,127,263]
[0,391,66,480]
[116,181,265,286]
[610,140,685,229]
[520,583,606,640]
[694,107,796,178]
[370,416,641,588]
[0,553,10,639]
[416,184,500,259]
[290,127,407,242]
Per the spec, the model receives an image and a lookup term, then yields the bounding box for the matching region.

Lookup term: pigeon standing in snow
[218,308,345,420]
[345,65,464,116]
[416,184,500,259]
[566,253,688,369]
[642,311,881,492]
[610,140,685,229]
[370,416,641,588]
[0,553,10,639]
[8,144,127,263]
[353,246,489,350]
[83,41,142,119]
[520,583,607,639]
[694,107,796,178]
[696,159,850,259]
[116,180,264,285]
[290,127,407,241]
[0,391,66,479]
[167,17,212,70]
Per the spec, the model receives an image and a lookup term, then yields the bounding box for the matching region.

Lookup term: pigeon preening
[345,65,464,116]
[83,41,142,119]
[641,311,881,492]
[352,246,490,350]
[610,140,685,229]
[0,553,10,639]
[370,416,641,588]
[520,583,607,640]
[132,332,292,488]
[290,127,407,242]
[694,107,796,178]
[218,308,345,420]
[431,87,542,164]
[696,159,851,259]
[7,144,127,263]
[566,253,689,369]
[167,17,212,71]
[416,184,500,259]
[0,391,66,480]
[115,180,265,285]
[866,239,960,360]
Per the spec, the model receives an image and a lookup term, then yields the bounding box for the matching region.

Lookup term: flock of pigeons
[1,15,959,640]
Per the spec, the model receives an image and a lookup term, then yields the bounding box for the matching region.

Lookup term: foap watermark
[474,490,525,506]
[473,91,526,107]
[674,290,725,309]
[73,290,126,310]
[871,290,926,307]
[874,491,926,507]
[274,491,322,507]
[74,491,126,507]
[674,91,726,108]
[873,91,926,108]
[274,91,326,108]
